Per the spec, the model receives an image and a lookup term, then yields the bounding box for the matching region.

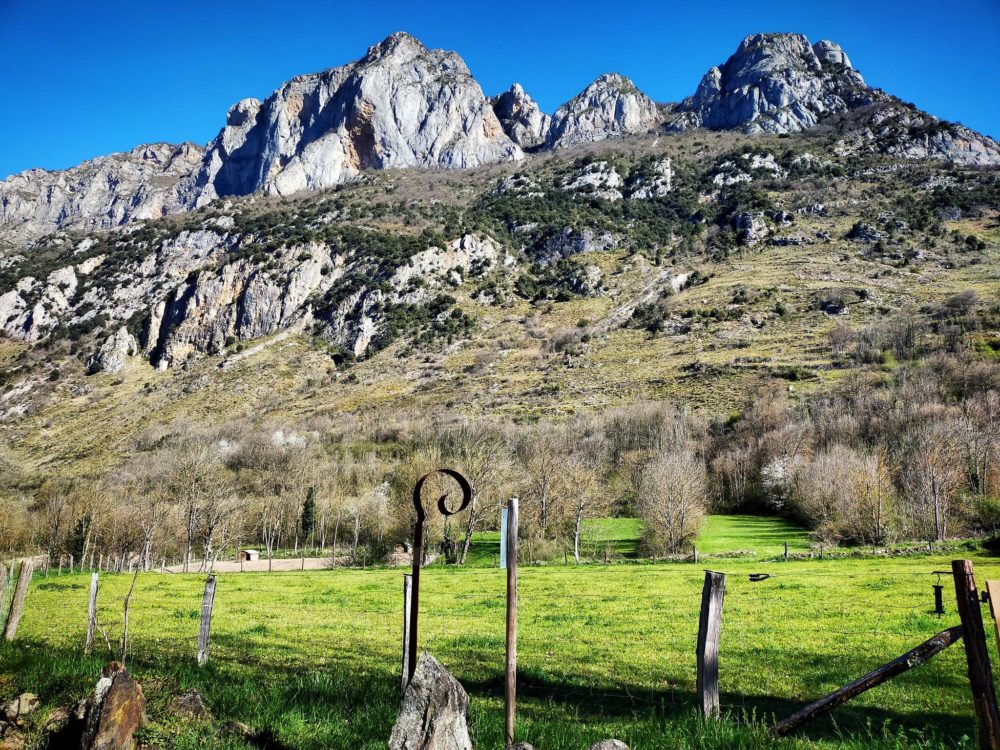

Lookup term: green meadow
[0,517,997,749]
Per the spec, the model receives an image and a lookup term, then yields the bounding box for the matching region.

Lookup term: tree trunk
[573,514,582,564]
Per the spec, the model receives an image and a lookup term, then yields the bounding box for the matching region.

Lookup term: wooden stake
[693,546,699,564]
[784,541,789,561]
[771,625,963,736]
[953,560,1000,750]
[401,574,413,690]
[696,570,726,718]
[197,575,217,666]
[69,554,74,574]
[505,497,519,747]
[85,572,99,655]
[3,560,34,641]
[986,581,1000,652]
[0,564,6,624]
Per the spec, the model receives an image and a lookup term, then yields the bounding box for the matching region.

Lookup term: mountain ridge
[3,31,998,246]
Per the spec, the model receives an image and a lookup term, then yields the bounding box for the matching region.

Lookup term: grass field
[1,528,997,749]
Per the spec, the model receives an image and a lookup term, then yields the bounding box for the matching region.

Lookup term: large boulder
[87,328,138,375]
[1,695,39,727]
[79,662,145,750]
[588,742,630,750]
[388,653,471,750]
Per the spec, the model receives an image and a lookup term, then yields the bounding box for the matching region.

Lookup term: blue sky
[1,0,998,179]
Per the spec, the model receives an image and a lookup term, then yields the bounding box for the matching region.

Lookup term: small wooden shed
[239,549,260,562]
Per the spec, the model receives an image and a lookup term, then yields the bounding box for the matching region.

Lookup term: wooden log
[953,559,1000,750]
[85,572,99,655]
[771,625,963,736]
[197,575,217,666]
[3,560,34,640]
[696,570,726,718]
[401,574,412,690]
[505,497,519,747]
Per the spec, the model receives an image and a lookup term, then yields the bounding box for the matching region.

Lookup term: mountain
[669,33,873,134]
[0,143,204,246]
[188,32,522,206]
[3,31,999,248]
[669,32,1000,166]
[491,84,551,149]
[545,74,661,149]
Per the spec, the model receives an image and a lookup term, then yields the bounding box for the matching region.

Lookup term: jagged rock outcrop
[546,74,660,149]
[492,83,551,149]
[832,102,1000,166]
[87,328,139,374]
[670,33,874,134]
[79,662,145,750]
[0,143,204,244]
[189,32,522,204]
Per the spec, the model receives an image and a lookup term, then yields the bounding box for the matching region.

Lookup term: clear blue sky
[1,0,998,179]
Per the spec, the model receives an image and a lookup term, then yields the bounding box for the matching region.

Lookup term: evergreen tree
[301,487,317,539]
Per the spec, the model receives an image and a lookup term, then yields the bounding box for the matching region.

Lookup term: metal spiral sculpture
[407,468,473,682]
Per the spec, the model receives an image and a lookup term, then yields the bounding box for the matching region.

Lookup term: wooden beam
[771,625,963,736]
[696,570,726,718]
[3,560,34,640]
[986,581,1000,652]
[953,559,1000,750]
[505,497,519,747]
[85,572,99,655]
[197,575,217,666]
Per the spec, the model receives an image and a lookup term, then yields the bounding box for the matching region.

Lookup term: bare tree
[637,450,707,554]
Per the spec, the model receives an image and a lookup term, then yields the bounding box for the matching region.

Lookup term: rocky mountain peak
[362,31,426,62]
[546,73,660,149]
[670,32,871,134]
[492,83,551,149]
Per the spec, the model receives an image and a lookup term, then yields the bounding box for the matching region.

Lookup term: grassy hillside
[2,130,998,477]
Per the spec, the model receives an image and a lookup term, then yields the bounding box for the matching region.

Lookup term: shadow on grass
[0,638,975,749]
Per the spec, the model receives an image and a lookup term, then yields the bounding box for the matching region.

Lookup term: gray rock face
[537,227,619,264]
[0,143,204,244]
[88,328,139,374]
[834,103,1000,167]
[492,83,551,149]
[671,33,872,134]
[388,653,471,750]
[189,32,522,204]
[546,74,660,149]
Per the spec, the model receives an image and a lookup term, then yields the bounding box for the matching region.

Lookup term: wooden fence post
[3,560,34,641]
[0,564,6,624]
[696,570,726,718]
[401,574,413,689]
[197,575,217,666]
[69,555,74,574]
[693,546,699,564]
[953,559,1000,750]
[85,572,99,655]
[784,541,789,561]
[506,497,519,747]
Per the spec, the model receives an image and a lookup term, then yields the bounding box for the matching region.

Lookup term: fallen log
[771,625,963,737]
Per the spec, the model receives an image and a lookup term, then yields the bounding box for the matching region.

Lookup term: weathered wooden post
[85,572,99,655]
[0,564,6,623]
[696,570,726,718]
[69,554,74,574]
[505,497,519,747]
[784,541,789,561]
[401,574,413,689]
[197,575,217,666]
[953,560,1000,750]
[693,546,699,564]
[3,560,34,641]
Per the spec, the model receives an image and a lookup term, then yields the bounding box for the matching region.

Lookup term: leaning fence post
[696,570,726,718]
[197,575,217,666]
[505,497,519,747]
[401,574,413,690]
[952,559,1000,750]
[3,560,34,641]
[85,572,99,655]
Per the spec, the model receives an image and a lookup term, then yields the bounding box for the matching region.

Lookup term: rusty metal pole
[406,469,472,686]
